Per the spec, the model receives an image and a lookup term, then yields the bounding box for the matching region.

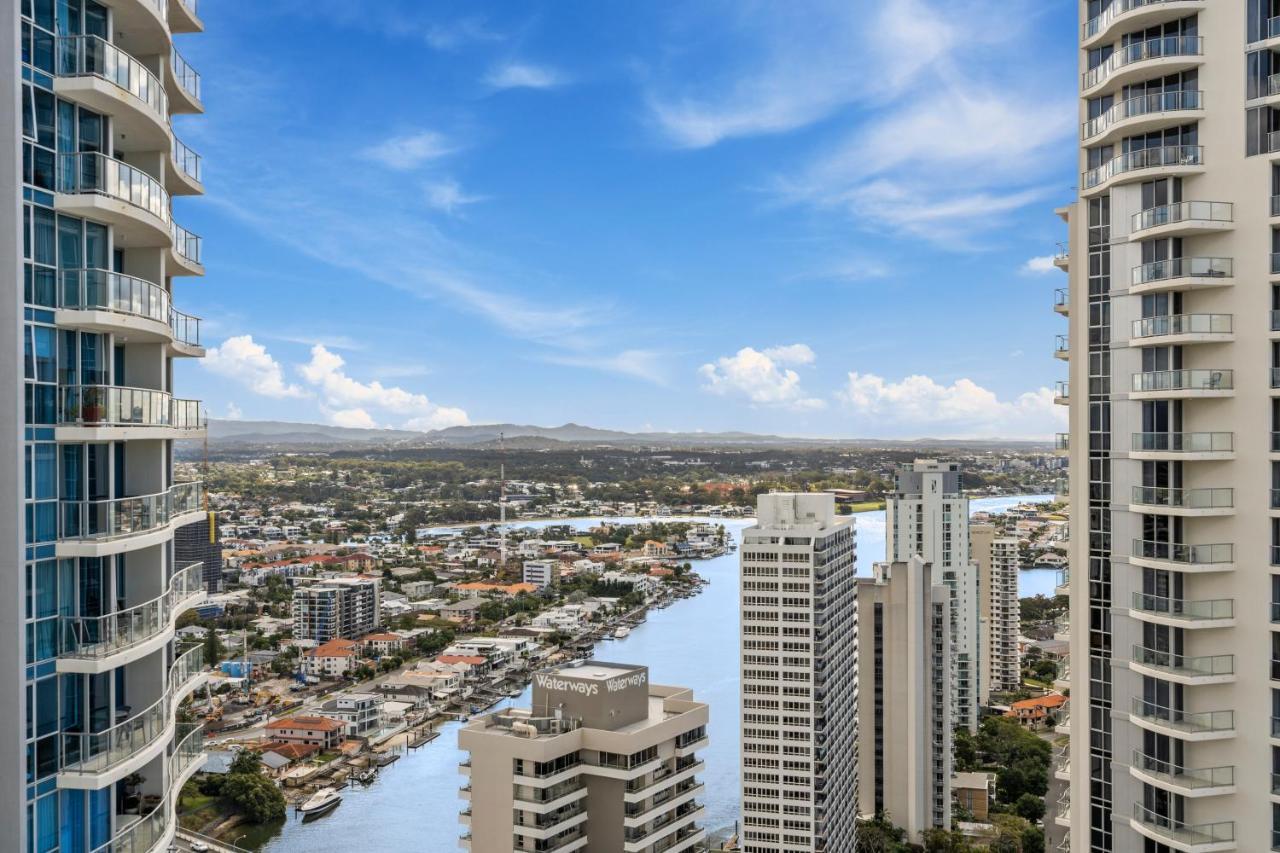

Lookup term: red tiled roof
[437,655,486,666]
[266,715,343,732]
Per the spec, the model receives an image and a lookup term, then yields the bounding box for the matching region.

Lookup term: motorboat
[298,787,341,819]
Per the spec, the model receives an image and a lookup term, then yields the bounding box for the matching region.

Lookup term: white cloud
[837,372,1065,438]
[484,62,566,90]
[361,131,455,170]
[699,345,825,410]
[424,178,486,215]
[1022,255,1057,275]
[298,345,470,431]
[202,336,309,399]
[225,402,243,420]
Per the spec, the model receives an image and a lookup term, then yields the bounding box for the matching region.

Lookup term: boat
[298,788,341,819]
[355,768,376,784]
[614,627,630,640]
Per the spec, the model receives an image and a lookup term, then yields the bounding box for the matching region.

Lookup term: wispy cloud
[699,344,825,411]
[543,349,670,386]
[202,335,309,399]
[424,178,487,214]
[361,131,456,171]
[484,62,567,90]
[1022,255,1057,275]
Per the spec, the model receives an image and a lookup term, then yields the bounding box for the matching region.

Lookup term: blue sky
[172,0,1079,439]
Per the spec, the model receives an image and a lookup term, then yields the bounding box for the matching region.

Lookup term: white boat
[298,788,342,818]
[614,627,630,640]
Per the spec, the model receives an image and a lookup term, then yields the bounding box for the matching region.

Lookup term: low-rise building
[440,598,484,626]
[952,772,996,821]
[318,693,384,737]
[361,633,407,658]
[302,639,360,680]
[521,560,557,590]
[264,715,345,749]
[292,576,382,642]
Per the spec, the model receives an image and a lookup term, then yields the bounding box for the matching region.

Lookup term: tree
[229,750,262,776]
[221,772,286,823]
[954,727,978,771]
[1014,792,1046,822]
[204,628,224,666]
[1020,827,1046,853]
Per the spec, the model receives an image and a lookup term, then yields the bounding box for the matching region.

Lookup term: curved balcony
[1054,287,1069,315]
[1128,486,1234,517]
[1131,539,1234,573]
[58,481,204,555]
[1054,335,1068,360]
[56,153,171,248]
[1130,431,1233,460]
[1130,257,1233,295]
[1130,645,1234,685]
[1129,592,1234,629]
[169,136,203,195]
[170,0,203,34]
[171,643,207,703]
[170,221,204,276]
[167,47,203,113]
[1130,699,1234,741]
[169,308,203,355]
[1130,804,1235,852]
[57,386,204,439]
[1083,145,1203,197]
[1083,0,1204,48]
[1054,433,1069,454]
[1054,381,1069,405]
[1130,752,1235,798]
[60,690,174,788]
[54,36,169,151]
[57,561,205,674]
[1130,313,1232,346]
[1083,90,1203,145]
[1130,201,1233,240]
[1082,36,1203,96]
[57,268,202,353]
[108,1,170,57]
[1130,369,1232,399]
[88,794,171,853]
[170,721,206,793]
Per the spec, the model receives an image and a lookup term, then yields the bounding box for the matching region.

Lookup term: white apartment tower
[3,0,210,849]
[971,523,1023,697]
[855,557,953,842]
[292,577,382,642]
[886,460,981,732]
[458,661,709,852]
[739,493,858,853]
[1063,2,1280,849]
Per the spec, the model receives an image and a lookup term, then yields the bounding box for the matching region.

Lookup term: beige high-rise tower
[458,660,709,852]
[971,523,1022,698]
[1061,2,1274,849]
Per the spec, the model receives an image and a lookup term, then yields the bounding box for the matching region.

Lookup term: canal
[244,494,1058,850]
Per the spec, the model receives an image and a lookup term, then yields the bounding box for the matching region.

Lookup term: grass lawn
[839,501,886,513]
[177,791,225,830]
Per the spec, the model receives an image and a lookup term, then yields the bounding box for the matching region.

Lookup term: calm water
[249,496,1056,851]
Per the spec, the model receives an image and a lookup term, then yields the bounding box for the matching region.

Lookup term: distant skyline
[174,0,1076,439]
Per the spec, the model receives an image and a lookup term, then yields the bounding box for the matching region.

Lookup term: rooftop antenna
[499,432,507,569]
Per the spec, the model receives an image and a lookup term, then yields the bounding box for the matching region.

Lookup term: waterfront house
[318,693,384,737]
[264,715,345,749]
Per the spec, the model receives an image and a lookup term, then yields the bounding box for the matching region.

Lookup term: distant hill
[201,419,1052,451]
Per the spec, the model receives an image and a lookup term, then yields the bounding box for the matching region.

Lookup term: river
[243,494,1058,851]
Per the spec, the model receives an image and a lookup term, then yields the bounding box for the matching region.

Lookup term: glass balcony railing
[1132,256,1232,286]
[1083,90,1202,140]
[1082,36,1203,90]
[171,221,203,266]
[1131,645,1234,678]
[171,643,206,696]
[61,690,171,776]
[60,267,168,324]
[56,35,167,119]
[1130,486,1233,510]
[1054,334,1068,355]
[1055,381,1069,399]
[87,795,169,853]
[60,481,203,541]
[57,152,170,226]
[1055,433,1069,451]
[170,47,201,101]
[1132,804,1233,849]
[1132,539,1233,566]
[170,308,201,347]
[170,721,205,783]
[1131,751,1234,790]
[1131,698,1233,734]
[1054,288,1068,310]
[1130,200,1231,234]
[1131,432,1232,453]
[60,561,203,660]
[1131,369,1232,393]
[1083,0,1202,41]
[172,136,202,184]
[1130,592,1233,621]
[1083,145,1202,191]
[58,386,202,430]
[1131,313,1231,339]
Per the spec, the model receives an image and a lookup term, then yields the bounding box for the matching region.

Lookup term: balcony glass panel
[56,35,167,118]
[172,137,202,183]
[1131,645,1234,677]
[1132,539,1233,565]
[60,269,168,326]
[1084,0,1202,41]
[171,47,201,101]
[1131,369,1232,392]
[1131,751,1233,790]
[1131,698,1233,734]
[1131,314,1231,338]
[1130,592,1233,621]
[57,152,170,225]
[1131,432,1232,453]
[171,222,203,265]
[1130,486,1233,510]
[1083,145,1202,190]
[1130,200,1230,233]
[1084,90,1202,140]
[1132,257,1232,285]
[1082,36,1203,90]
[60,562,203,659]
[1132,804,1234,847]
[60,481,203,540]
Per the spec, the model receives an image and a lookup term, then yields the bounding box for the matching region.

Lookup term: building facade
[971,523,1022,697]
[173,512,221,593]
[292,577,381,642]
[1063,2,1271,849]
[458,660,709,852]
[856,557,953,841]
[739,493,858,852]
[5,0,209,849]
[886,460,980,732]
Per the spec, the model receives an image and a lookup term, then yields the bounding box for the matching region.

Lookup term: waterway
[244,494,1057,851]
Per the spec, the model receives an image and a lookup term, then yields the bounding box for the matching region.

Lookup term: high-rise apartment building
[292,577,382,642]
[458,660,709,853]
[1063,3,1277,848]
[886,460,980,732]
[739,493,858,853]
[174,512,222,592]
[856,557,953,842]
[4,1,209,849]
[971,523,1022,697]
